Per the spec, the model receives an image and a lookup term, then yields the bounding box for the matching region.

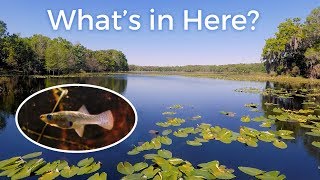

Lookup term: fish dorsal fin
[74,125,85,137]
[78,105,89,114]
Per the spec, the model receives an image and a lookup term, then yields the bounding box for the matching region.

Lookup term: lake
[0,74,319,179]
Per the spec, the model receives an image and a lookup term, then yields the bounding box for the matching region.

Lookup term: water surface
[0,75,319,179]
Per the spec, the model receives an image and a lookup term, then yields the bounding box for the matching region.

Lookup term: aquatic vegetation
[119,150,237,179]
[234,87,261,94]
[238,166,286,179]
[0,152,106,180]
[162,111,176,115]
[127,136,172,155]
[245,103,258,108]
[311,141,320,148]
[169,104,183,109]
[191,115,202,120]
[156,118,185,127]
[241,115,251,123]
[220,111,236,117]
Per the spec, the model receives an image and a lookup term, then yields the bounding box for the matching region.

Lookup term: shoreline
[1,71,320,86]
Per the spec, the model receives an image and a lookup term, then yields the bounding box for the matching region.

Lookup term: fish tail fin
[97,110,114,130]
[74,125,85,137]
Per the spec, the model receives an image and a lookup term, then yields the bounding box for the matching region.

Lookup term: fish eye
[47,114,53,120]
[68,121,73,127]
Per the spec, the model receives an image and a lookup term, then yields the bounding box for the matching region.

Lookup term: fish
[40,105,114,137]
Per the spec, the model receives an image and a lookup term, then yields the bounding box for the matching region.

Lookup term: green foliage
[262,7,320,78]
[129,63,265,74]
[0,152,106,180]
[0,19,128,75]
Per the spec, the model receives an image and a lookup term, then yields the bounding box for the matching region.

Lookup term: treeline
[262,7,320,78]
[0,20,128,75]
[129,63,265,74]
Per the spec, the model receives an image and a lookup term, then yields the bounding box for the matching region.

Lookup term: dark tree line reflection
[0,75,128,132]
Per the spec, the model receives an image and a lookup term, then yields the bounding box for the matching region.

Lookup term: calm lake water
[0,75,319,179]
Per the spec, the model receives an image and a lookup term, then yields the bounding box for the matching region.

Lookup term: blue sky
[0,0,319,66]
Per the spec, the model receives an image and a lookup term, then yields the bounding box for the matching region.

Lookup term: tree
[45,38,73,75]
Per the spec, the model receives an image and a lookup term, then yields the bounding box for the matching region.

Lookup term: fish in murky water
[40,105,114,137]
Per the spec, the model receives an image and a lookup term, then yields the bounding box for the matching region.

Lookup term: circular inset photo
[15,84,137,153]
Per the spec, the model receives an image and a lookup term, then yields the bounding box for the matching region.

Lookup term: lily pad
[60,166,79,178]
[162,129,172,136]
[133,162,148,172]
[22,152,42,160]
[238,166,265,176]
[312,141,320,148]
[241,116,251,123]
[273,140,287,149]
[157,149,172,159]
[77,157,94,167]
[117,162,134,175]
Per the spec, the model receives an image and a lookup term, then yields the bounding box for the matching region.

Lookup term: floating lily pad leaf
[151,139,162,150]
[191,169,216,179]
[279,135,295,140]
[256,171,286,180]
[260,122,272,128]
[312,141,320,148]
[56,160,68,171]
[162,129,172,136]
[186,140,202,146]
[277,130,293,136]
[35,162,59,175]
[11,167,31,180]
[299,123,315,129]
[250,108,259,112]
[39,170,60,180]
[173,131,188,138]
[121,173,142,180]
[169,104,183,109]
[159,136,172,145]
[133,162,148,172]
[87,162,101,174]
[77,165,92,175]
[157,149,172,159]
[0,160,24,170]
[179,163,194,176]
[191,115,202,120]
[127,149,140,155]
[21,152,42,160]
[220,111,236,117]
[143,154,159,160]
[60,166,79,178]
[241,116,250,123]
[253,116,267,122]
[153,174,162,180]
[0,167,21,177]
[77,157,94,167]
[100,172,108,180]
[273,140,287,149]
[246,138,258,147]
[195,137,209,143]
[214,171,236,179]
[117,162,134,175]
[245,103,258,108]
[141,166,160,179]
[156,122,170,127]
[162,111,176,115]
[306,131,320,137]
[238,166,265,176]
[0,157,20,169]
[168,158,184,166]
[88,173,100,180]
